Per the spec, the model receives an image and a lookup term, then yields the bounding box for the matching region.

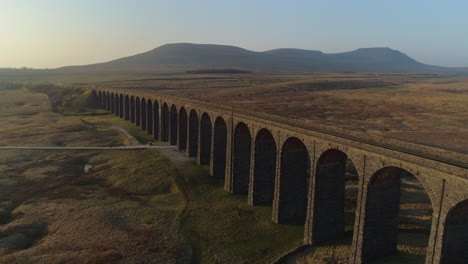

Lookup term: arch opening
[114,93,119,116]
[188,110,199,157]
[97,91,103,108]
[119,94,124,118]
[106,92,111,111]
[362,167,433,262]
[161,103,169,142]
[200,113,212,165]
[252,128,277,205]
[213,117,227,180]
[103,92,110,111]
[141,98,147,130]
[130,96,135,123]
[135,97,141,127]
[311,149,359,244]
[153,100,159,139]
[124,95,130,120]
[170,105,178,145]
[278,137,310,224]
[232,122,251,194]
[110,93,115,113]
[442,199,468,264]
[178,107,188,151]
[147,99,153,135]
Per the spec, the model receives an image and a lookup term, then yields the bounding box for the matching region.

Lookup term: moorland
[0,43,466,263]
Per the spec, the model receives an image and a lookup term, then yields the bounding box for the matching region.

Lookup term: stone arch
[361,166,434,262]
[251,128,277,205]
[130,96,135,123]
[91,90,99,108]
[311,149,359,243]
[170,104,178,145]
[232,122,251,194]
[119,94,124,118]
[135,97,141,127]
[106,92,111,111]
[213,116,227,180]
[97,91,103,108]
[102,92,107,109]
[147,99,153,135]
[110,93,115,113]
[278,137,310,224]
[124,95,130,120]
[199,113,212,165]
[141,98,147,130]
[153,100,160,139]
[441,199,468,263]
[188,109,199,157]
[161,103,169,142]
[178,107,188,151]
[115,93,119,115]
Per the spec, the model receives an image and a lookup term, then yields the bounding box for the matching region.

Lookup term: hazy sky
[1,0,467,68]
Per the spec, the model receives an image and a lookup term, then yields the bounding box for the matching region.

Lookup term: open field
[0,72,460,263]
[63,72,467,155]
[0,85,308,263]
[2,71,467,157]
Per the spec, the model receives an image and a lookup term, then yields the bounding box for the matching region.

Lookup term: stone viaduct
[94,88,467,264]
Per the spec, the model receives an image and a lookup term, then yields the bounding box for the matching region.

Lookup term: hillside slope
[59,43,467,74]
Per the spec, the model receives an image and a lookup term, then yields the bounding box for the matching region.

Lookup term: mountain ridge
[59,43,468,75]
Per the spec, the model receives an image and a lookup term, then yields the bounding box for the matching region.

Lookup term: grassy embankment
[78,90,305,263]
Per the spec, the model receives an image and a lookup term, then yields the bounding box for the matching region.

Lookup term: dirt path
[109,125,140,145]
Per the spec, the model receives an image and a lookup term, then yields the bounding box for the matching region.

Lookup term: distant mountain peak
[60,43,464,74]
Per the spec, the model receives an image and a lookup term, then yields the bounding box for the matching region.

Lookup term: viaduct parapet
[94,88,467,264]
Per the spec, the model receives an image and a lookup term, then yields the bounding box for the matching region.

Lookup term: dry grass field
[82,73,468,156]
[0,71,464,263]
[0,85,307,263]
[0,87,190,263]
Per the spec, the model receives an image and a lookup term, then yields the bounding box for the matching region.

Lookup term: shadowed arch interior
[200,113,212,165]
[311,149,358,244]
[106,92,111,111]
[252,128,277,205]
[161,103,169,142]
[103,92,110,111]
[188,110,199,157]
[278,137,310,224]
[110,93,115,113]
[147,99,153,135]
[141,98,147,130]
[213,117,227,180]
[114,93,118,115]
[130,96,135,123]
[442,199,468,264]
[97,91,103,108]
[362,167,433,262]
[135,97,141,126]
[178,107,188,151]
[170,105,178,145]
[153,100,159,139]
[232,122,251,194]
[124,95,130,120]
[119,94,123,118]
[115,93,119,115]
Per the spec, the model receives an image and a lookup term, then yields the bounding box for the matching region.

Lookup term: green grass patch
[92,150,177,196]
[82,110,155,144]
[178,163,304,264]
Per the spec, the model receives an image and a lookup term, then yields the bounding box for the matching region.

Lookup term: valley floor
[0,86,435,263]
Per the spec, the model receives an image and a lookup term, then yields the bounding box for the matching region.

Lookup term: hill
[59,43,468,74]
